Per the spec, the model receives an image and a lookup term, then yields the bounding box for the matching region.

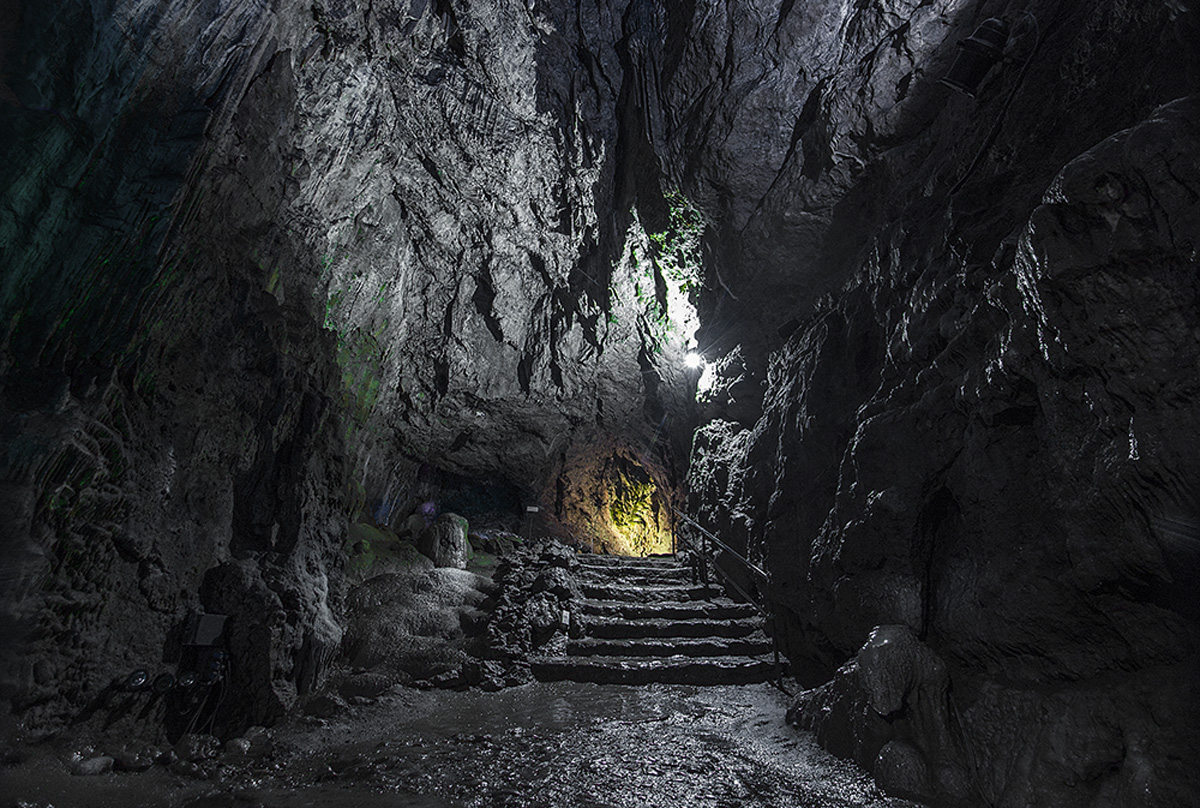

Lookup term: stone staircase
[531,554,775,685]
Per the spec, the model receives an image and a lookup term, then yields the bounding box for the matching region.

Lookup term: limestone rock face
[0,0,690,735]
[695,97,1200,804]
[418,513,470,569]
[679,0,1200,801]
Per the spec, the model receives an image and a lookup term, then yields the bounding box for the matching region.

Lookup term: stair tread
[579,599,757,620]
[585,615,761,628]
[579,580,692,587]
[583,616,762,639]
[534,653,770,667]
[530,654,774,685]
[577,569,691,581]
[575,555,681,564]
[567,635,771,657]
[581,584,717,602]
[580,596,750,608]
[579,576,692,588]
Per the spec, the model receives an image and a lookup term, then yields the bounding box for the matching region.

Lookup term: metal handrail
[672,508,790,694]
[675,511,768,584]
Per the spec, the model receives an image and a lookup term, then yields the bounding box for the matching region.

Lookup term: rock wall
[673,0,1200,804]
[1,0,698,737]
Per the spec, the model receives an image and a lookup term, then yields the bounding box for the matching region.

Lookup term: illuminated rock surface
[2,0,1198,805]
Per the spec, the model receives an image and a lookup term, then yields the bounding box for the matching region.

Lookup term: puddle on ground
[2,682,918,808]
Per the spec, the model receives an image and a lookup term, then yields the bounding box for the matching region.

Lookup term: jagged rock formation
[674,1,1200,805]
[1,0,689,735]
[787,626,966,803]
[2,0,1198,805]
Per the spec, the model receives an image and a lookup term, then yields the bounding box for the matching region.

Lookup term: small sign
[525,506,540,513]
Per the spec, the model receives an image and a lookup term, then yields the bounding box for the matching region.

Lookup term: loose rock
[418,514,470,569]
[70,755,114,776]
[175,734,221,763]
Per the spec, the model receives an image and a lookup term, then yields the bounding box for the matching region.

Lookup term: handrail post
[673,506,791,695]
[771,607,782,691]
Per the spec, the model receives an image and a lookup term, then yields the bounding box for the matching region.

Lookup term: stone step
[581,583,717,602]
[576,566,692,583]
[579,598,758,621]
[530,655,774,685]
[566,635,772,658]
[575,554,680,567]
[584,616,762,640]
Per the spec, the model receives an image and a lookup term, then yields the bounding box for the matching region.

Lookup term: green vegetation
[607,471,670,557]
[323,282,390,443]
[648,189,704,296]
[318,196,398,442]
[611,191,704,355]
[331,321,384,441]
[344,522,430,581]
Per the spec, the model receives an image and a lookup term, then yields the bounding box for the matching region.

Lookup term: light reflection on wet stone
[253,682,913,807]
[4,682,921,807]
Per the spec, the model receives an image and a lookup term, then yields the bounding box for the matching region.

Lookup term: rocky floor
[1,682,918,808]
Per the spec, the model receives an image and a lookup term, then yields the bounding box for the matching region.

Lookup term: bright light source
[685,352,705,369]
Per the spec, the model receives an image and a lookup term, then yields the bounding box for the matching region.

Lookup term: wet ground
[2,682,918,808]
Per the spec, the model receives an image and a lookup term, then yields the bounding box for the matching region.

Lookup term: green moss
[345,522,431,580]
[323,290,385,441]
[652,191,704,300]
[468,550,495,569]
[608,474,668,557]
[265,263,281,294]
[611,192,703,355]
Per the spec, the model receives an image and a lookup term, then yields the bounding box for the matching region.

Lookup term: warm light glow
[685,352,704,369]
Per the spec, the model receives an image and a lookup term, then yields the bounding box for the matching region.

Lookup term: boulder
[342,568,491,681]
[461,659,508,691]
[302,693,346,719]
[398,513,428,541]
[788,625,970,804]
[418,513,470,569]
[539,542,578,570]
[241,726,274,758]
[337,670,395,699]
[874,740,930,802]
[223,738,252,757]
[345,522,434,582]
[174,733,220,763]
[524,592,565,647]
[112,745,159,772]
[473,530,524,556]
[70,755,114,776]
[532,566,580,601]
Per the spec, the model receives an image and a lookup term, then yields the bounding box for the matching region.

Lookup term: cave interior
[1,0,1198,805]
